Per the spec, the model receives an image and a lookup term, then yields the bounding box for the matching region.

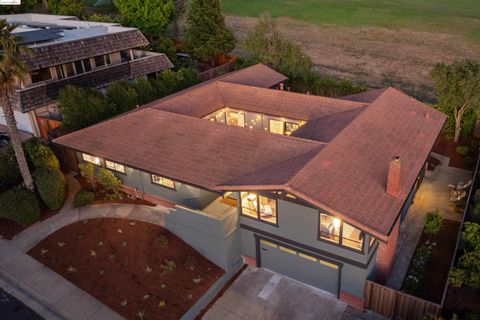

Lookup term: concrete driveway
[202,266,347,320]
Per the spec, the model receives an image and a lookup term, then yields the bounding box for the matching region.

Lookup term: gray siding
[239,197,375,297]
[76,153,218,210]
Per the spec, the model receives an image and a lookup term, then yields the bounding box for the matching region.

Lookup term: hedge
[0,147,20,189]
[0,187,41,226]
[74,190,95,207]
[33,167,65,210]
[23,138,60,170]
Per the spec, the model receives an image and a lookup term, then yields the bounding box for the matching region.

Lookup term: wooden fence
[198,58,236,82]
[364,281,441,320]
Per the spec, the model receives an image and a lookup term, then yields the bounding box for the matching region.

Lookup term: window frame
[240,192,278,226]
[104,159,126,174]
[81,153,101,166]
[151,174,176,190]
[318,212,365,252]
[268,119,285,135]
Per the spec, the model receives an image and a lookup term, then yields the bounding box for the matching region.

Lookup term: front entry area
[258,238,340,296]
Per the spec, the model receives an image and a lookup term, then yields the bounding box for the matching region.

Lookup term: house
[0,13,173,138]
[53,64,446,308]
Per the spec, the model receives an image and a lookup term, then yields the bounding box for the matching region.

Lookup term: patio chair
[450,190,467,202]
[456,180,472,191]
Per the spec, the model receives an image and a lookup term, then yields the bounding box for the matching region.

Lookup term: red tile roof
[54,108,323,190]
[216,88,446,240]
[54,65,445,240]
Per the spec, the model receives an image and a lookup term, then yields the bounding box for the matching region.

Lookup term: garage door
[259,239,339,296]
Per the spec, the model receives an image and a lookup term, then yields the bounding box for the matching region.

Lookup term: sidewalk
[0,174,169,320]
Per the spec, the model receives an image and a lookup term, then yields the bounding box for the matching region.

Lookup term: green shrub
[463,222,480,251]
[96,169,122,200]
[0,187,41,226]
[73,190,95,207]
[455,146,470,156]
[471,202,480,222]
[0,147,20,189]
[424,210,443,236]
[23,139,60,170]
[33,167,65,210]
[78,162,95,190]
[449,249,480,290]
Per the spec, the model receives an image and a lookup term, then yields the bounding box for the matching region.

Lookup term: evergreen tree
[184,0,235,64]
[114,0,174,36]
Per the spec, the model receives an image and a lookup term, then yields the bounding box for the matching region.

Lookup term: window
[151,174,175,189]
[269,119,284,135]
[319,213,340,243]
[342,222,364,250]
[120,50,132,63]
[319,213,364,251]
[74,60,85,75]
[82,153,101,165]
[94,55,108,68]
[285,122,300,136]
[63,63,75,77]
[226,111,245,127]
[240,192,277,224]
[55,65,65,79]
[31,68,52,83]
[105,160,125,174]
[83,59,92,72]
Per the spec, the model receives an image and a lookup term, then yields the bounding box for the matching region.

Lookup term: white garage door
[260,239,340,296]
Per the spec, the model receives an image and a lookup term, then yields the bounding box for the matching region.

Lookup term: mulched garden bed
[403,219,461,303]
[444,286,480,316]
[433,135,477,170]
[28,218,224,320]
[74,175,155,206]
[0,188,69,240]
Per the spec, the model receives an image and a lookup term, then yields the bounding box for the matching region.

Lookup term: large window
[269,119,284,135]
[151,174,175,189]
[94,54,111,68]
[31,68,52,83]
[319,213,364,250]
[105,160,125,174]
[82,153,101,165]
[226,111,245,127]
[240,192,277,225]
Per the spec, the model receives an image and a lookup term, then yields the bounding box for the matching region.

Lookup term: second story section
[1,13,173,112]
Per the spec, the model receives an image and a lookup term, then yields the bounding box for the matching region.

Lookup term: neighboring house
[0,13,173,138]
[53,64,446,309]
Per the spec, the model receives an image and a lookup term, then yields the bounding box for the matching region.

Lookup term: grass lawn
[29,219,224,320]
[221,0,480,38]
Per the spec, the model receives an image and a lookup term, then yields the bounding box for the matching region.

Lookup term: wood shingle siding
[22,30,149,70]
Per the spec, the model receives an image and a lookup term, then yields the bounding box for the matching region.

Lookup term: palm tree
[0,20,35,191]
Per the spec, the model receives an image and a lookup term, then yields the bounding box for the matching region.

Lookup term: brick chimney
[386,156,401,197]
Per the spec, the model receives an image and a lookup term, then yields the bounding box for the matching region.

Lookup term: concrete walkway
[0,174,170,320]
[203,267,347,320]
[386,161,472,289]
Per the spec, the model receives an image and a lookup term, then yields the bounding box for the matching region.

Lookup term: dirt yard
[226,16,480,101]
[29,218,224,320]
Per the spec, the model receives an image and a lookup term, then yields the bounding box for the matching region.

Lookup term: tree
[96,168,122,200]
[423,210,443,239]
[58,85,112,132]
[0,0,40,14]
[430,60,480,143]
[184,0,235,64]
[0,20,35,191]
[244,13,312,79]
[79,162,95,191]
[47,0,86,17]
[114,0,174,36]
[105,80,138,114]
[449,249,480,290]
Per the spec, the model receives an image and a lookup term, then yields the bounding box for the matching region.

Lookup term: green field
[220,0,480,38]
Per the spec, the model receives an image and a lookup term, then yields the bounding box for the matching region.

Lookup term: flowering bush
[403,241,434,294]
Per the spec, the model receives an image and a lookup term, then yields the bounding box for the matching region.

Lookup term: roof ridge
[216,81,369,108]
